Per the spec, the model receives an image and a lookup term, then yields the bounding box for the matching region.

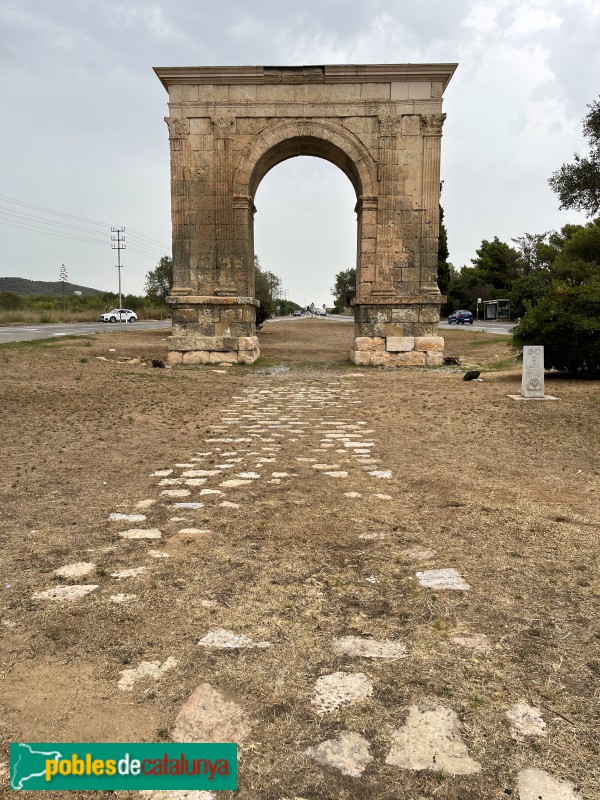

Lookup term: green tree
[437,203,451,295]
[511,281,600,377]
[254,256,281,328]
[144,256,173,300]
[511,232,551,276]
[549,218,600,284]
[549,97,600,216]
[331,268,356,312]
[510,271,553,318]
[471,237,522,292]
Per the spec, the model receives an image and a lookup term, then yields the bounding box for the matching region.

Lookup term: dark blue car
[448,309,474,324]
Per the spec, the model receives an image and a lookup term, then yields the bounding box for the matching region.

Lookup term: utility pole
[59,264,68,298]
[111,227,125,307]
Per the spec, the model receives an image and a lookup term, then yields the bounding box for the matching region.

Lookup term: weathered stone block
[391,307,418,323]
[386,336,415,352]
[397,351,426,366]
[402,115,421,135]
[238,336,259,351]
[419,306,441,323]
[414,336,444,351]
[238,349,259,364]
[172,308,198,323]
[166,351,183,365]
[182,351,210,365]
[426,351,444,366]
[209,351,239,364]
[361,83,390,100]
[354,336,385,352]
[351,350,372,366]
[381,323,408,337]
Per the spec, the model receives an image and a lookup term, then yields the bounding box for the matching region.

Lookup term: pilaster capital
[212,115,237,137]
[164,116,189,138]
[420,113,446,136]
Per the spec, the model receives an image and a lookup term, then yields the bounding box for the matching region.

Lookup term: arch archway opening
[253,153,358,314]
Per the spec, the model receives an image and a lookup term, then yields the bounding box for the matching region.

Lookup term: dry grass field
[0,318,598,800]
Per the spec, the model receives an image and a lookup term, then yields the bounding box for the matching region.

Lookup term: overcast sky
[1,0,599,306]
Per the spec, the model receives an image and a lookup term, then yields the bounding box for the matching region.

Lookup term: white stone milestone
[522,345,545,397]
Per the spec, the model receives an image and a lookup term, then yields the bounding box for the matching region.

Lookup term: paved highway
[0,316,514,344]
[438,320,515,335]
[268,315,515,336]
[0,320,172,344]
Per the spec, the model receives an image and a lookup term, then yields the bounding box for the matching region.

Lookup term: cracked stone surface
[118,657,178,691]
[304,731,373,777]
[135,499,156,509]
[178,528,211,535]
[311,672,373,713]
[507,703,547,741]
[197,628,271,649]
[171,683,254,745]
[386,704,481,775]
[53,562,95,578]
[416,568,471,590]
[110,567,147,579]
[517,769,582,799]
[110,593,137,603]
[334,636,407,659]
[33,585,98,601]
[109,513,147,522]
[119,528,162,539]
[172,502,204,509]
[452,633,491,653]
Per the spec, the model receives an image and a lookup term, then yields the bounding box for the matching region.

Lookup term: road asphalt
[0,316,514,344]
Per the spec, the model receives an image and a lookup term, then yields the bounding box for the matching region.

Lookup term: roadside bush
[511,282,600,377]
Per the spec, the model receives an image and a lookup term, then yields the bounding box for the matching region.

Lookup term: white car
[99,308,137,323]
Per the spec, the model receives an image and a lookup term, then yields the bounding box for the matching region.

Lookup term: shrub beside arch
[511,282,600,377]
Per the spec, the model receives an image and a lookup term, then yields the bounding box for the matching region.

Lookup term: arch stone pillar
[154,63,457,366]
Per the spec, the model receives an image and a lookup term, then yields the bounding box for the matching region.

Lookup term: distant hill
[0,277,106,297]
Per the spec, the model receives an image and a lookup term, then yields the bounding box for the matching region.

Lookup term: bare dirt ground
[0,318,598,799]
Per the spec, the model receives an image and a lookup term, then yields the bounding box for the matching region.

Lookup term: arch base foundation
[166,294,260,365]
[351,297,445,367]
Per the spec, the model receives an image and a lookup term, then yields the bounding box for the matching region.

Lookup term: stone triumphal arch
[154,63,457,366]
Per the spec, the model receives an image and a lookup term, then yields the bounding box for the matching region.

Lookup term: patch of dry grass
[0,323,598,800]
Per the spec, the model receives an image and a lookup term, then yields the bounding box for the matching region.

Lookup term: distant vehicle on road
[315,308,327,316]
[99,308,137,323]
[293,310,302,316]
[448,309,474,325]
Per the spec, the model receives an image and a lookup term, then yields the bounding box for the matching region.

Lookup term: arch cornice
[233,118,378,199]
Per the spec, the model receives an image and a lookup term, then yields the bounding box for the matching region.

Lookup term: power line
[0,193,171,251]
